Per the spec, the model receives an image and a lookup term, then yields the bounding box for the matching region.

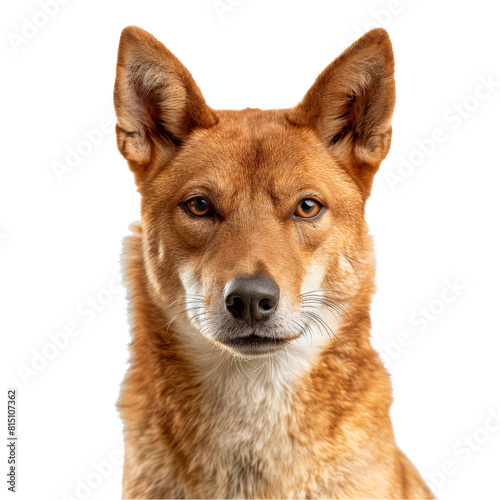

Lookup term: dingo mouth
[222,332,301,356]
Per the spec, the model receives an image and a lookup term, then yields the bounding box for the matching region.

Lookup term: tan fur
[114,26,434,499]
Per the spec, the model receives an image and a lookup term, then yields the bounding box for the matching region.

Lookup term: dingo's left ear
[289,28,395,198]
[114,26,218,183]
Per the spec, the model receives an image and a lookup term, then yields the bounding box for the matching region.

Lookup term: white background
[2,1,500,499]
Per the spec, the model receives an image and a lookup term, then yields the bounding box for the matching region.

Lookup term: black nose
[224,275,280,325]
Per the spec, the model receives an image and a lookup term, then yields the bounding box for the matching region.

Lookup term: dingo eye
[185,196,211,217]
[295,199,322,219]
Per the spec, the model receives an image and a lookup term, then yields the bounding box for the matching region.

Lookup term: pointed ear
[113,26,218,182]
[288,28,395,198]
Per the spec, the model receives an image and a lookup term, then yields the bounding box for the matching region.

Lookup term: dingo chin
[113,25,434,499]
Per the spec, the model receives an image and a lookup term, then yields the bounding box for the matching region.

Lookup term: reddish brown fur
[114,26,434,499]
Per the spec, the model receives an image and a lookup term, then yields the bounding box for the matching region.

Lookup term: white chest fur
[176,329,327,497]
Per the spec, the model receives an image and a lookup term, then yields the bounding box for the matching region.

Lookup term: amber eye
[294,198,322,219]
[185,196,211,217]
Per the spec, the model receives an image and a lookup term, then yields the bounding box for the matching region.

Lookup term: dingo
[113,26,433,499]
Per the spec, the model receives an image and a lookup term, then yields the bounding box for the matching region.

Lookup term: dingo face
[114,27,395,359]
[139,113,366,357]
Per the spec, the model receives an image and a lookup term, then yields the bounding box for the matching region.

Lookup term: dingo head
[114,26,395,358]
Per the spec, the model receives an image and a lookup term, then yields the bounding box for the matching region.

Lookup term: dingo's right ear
[113,26,218,183]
